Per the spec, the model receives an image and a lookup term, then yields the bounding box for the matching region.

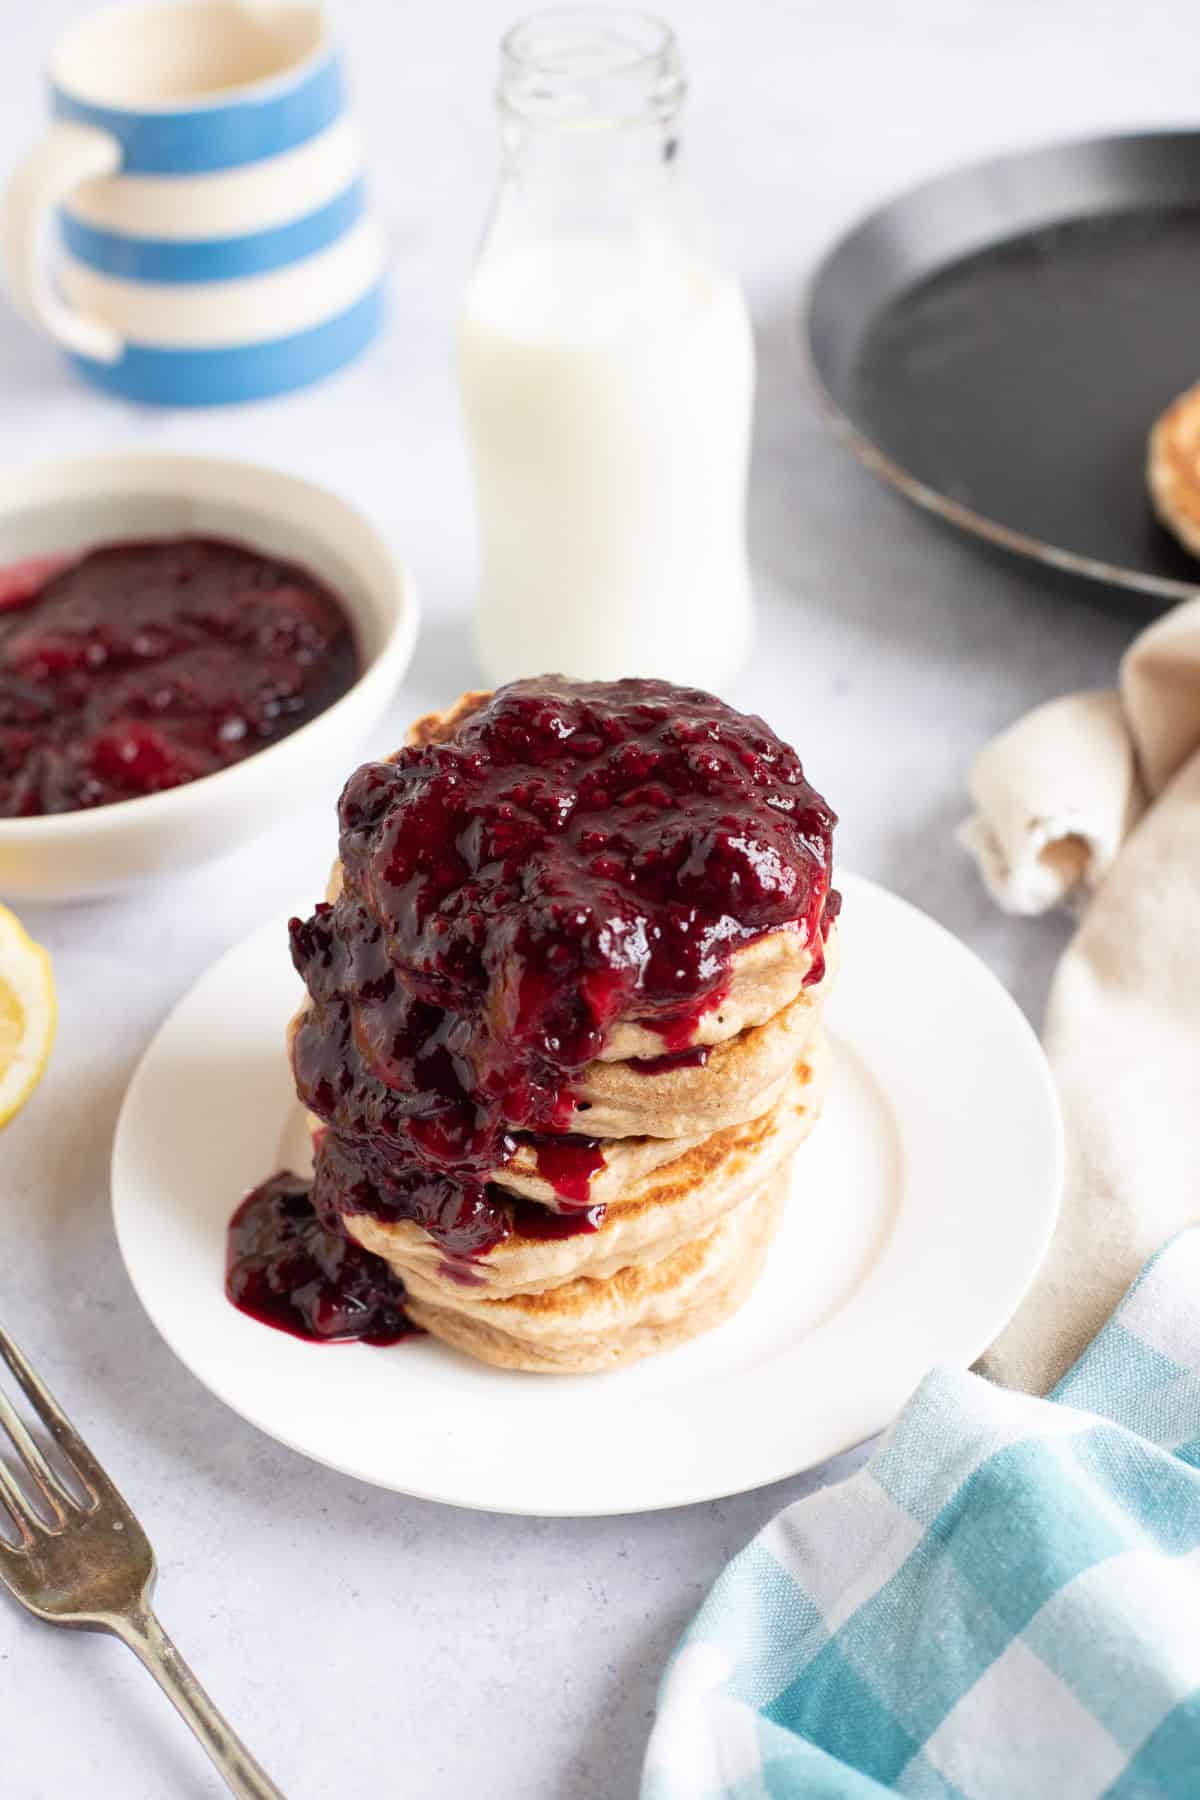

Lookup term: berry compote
[0,537,357,816]
[227,1173,416,1345]
[227,677,837,1344]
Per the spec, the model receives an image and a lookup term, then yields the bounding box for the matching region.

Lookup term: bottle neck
[488,8,688,245]
[498,114,681,237]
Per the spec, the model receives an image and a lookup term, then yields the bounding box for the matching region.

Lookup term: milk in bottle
[458,9,755,688]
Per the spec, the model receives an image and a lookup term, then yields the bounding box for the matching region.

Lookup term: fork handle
[108,1605,286,1799]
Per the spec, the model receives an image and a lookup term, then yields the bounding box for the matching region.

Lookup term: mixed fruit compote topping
[228,676,838,1343]
[0,537,357,816]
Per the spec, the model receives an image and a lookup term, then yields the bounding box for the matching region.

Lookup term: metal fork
[0,1322,284,1799]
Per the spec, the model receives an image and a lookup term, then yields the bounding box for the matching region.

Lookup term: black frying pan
[805,130,1200,607]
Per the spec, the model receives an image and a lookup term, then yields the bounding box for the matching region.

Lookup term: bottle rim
[498,6,685,126]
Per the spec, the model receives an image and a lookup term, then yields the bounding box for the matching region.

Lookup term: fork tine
[0,1383,71,1525]
[0,1324,103,1505]
[0,1530,31,1570]
[0,1456,38,1546]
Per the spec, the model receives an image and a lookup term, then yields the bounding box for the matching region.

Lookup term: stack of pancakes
[292,693,837,1374]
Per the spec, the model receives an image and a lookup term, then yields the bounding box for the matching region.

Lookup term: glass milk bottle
[458,8,755,688]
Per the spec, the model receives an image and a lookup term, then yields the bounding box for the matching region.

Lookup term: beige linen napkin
[960,597,1200,1394]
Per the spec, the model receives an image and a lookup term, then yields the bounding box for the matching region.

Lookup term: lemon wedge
[0,904,55,1127]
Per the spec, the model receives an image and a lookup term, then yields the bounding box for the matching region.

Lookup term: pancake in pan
[1149,382,1200,558]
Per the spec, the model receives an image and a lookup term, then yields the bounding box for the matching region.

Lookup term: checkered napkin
[641,1232,1200,1800]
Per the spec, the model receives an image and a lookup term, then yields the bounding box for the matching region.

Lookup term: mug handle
[3,120,124,363]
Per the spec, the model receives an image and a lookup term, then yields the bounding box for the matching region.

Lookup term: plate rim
[802,125,1200,606]
[111,873,1063,1516]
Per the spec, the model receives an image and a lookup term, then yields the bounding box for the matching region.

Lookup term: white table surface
[0,0,1181,1793]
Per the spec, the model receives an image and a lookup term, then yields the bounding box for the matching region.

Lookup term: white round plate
[112,874,1062,1516]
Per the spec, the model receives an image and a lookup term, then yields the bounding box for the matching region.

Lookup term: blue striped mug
[2,0,384,405]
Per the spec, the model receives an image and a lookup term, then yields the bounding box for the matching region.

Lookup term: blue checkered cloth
[642,1232,1200,1799]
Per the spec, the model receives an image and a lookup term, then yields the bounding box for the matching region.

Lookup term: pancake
[295,1082,707,1207]
[566,973,829,1138]
[1149,383,1200,557]
[402,1162,791,1374]
[595,925,822,1061]
[345,1039,826,1298]
[323,852,831,1062]
[407,687,493,747]
[288,931,833,1148]
[497,1122,709,1205]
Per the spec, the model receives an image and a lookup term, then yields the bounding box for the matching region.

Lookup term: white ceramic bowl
[0,451,418,902]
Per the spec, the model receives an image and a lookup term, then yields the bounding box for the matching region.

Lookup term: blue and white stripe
[52,50,383,404]
[53,47,346,175]
[60,173,367,283]
[642,1231,1200,1799]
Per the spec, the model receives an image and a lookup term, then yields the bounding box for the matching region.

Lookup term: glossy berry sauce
[521,1132,608,1206]
[0,537,357,816]
[228,677,837,1345]
[510,1196,607,1240]
[227,1173,416,1345]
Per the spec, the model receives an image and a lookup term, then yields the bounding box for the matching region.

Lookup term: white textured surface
[0,0,1173,1794]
